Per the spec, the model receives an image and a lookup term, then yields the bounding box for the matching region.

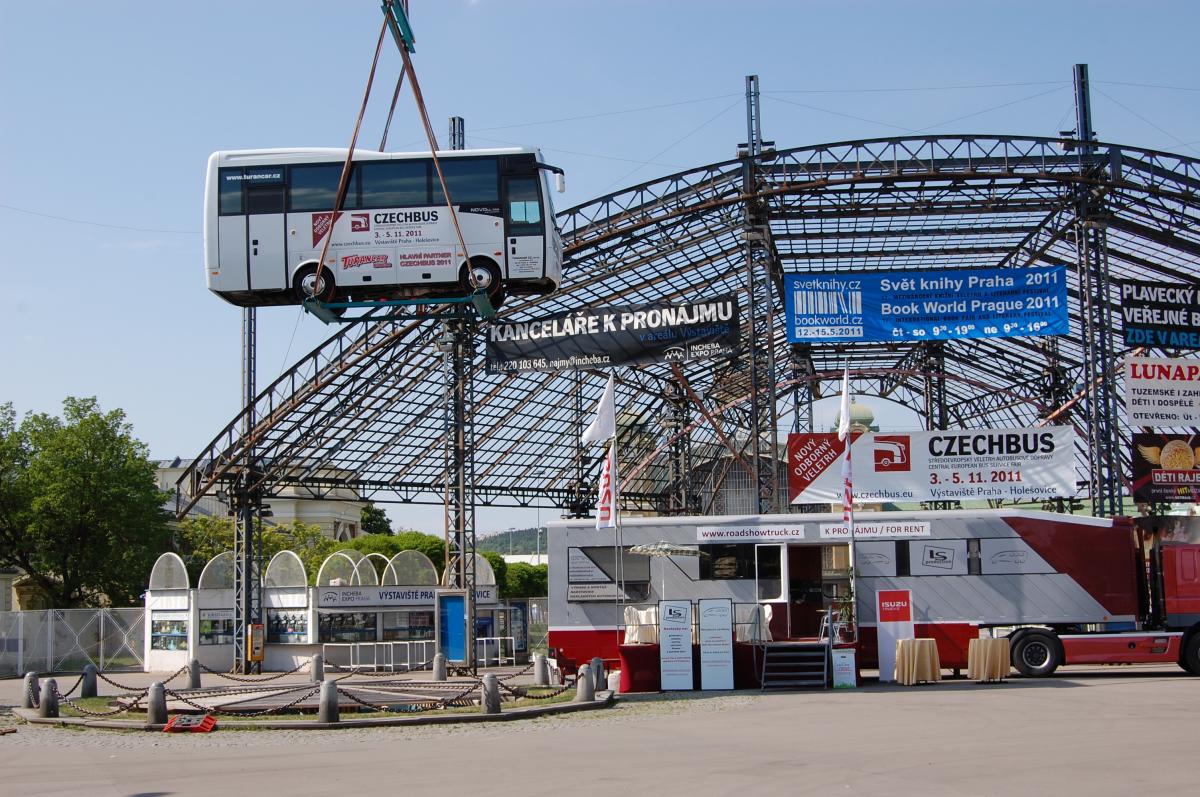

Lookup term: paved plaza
[0,664,1192,796]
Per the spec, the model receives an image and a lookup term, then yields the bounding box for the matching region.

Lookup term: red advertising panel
[1131,433,1200,503]
[877,590,913,623]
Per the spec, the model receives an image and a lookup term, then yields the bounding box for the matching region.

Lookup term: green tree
[0,398,171,606]
[175,515,337,585]
[360,503,392,535]
[481,551,508,598]
[504,562,548,598]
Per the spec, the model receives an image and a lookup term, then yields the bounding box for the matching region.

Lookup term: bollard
[318,678,339,724]
[533,653,549,687]
[310,653,324,683]
[21,672,39,709]
[81,664,98,699]
[188,658,202,690]
[432,653,447,682]
[480,673,501,714]
[575,663,595,702]
[591,656,605,693]
[147,682,167,726]
[37,678,59,719]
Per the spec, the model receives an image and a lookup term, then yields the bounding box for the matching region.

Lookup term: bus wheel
[461,258,505,309]
[1012,631,1060,677]
[294,264,336,303]
[1181,632,1200,675]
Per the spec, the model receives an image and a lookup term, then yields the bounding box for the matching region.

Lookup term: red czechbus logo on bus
[351,213,370,232]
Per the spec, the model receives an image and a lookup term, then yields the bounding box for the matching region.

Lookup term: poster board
[658,600,694,691]
[876,589,914,683]
[698,599,733,690]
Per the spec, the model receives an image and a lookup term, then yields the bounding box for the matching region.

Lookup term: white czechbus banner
[1124,356,1200,427]
[788,426,1078,504]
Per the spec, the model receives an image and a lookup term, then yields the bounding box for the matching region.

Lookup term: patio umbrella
[629,541,707,600]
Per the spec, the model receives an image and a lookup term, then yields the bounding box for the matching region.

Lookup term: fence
[0,608,144,677]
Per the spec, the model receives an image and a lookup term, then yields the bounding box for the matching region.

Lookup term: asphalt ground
[0,663,1193,796]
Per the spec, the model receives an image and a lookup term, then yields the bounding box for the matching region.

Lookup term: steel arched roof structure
[178,134,1200,518]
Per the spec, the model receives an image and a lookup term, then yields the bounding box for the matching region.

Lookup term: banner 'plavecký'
[1120,280,1200,349]
[787,427,1078,504]
[783,266,1068,344]
[485,295,738,373]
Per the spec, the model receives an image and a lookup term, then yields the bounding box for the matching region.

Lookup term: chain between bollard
[25,678,39,709]
[497,680,577,700]
[198,660,308,683]
[55,687,148,718]
[498,661,536,682]
[335,680,481,714]
[57,673,86,699]
[231,685,324,718]
[97,664,188,693]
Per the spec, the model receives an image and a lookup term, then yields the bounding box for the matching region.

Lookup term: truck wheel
[460,258,505,309]
[1181,633,1200,675]
[1012,631,1060,677]
[294,264,336,303]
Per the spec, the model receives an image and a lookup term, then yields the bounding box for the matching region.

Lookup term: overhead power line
[0,202,199,234]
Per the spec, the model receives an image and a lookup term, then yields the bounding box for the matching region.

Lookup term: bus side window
[431,158,499,205]
[361,160,428,208]
[219,169,244,214]
[289,163,359,212]
[506,177,541,230]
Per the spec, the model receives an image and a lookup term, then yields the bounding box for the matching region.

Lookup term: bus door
[244,182,287,291]
[502,176,545,280]
[754,543,790,639]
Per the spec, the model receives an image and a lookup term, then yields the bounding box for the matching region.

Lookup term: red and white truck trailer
[547,509,1200,676]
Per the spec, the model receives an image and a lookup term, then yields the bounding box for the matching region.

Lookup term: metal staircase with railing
[759,642,829,690]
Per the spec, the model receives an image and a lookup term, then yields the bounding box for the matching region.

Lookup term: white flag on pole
[582,374,619,530]
[581,374,616,444]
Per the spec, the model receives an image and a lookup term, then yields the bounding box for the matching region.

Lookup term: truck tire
[1181,632,1200,675]
[1012,631,1061,677]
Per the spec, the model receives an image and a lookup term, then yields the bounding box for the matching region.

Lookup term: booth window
[382,610,434,641]
[198,616,234,645]
[150,618,188,651]
[318,612,377,643]
[699,544,756,580]
[267,610,308,644]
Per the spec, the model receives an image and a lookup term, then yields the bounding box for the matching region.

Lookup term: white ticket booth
[144,552,191,671]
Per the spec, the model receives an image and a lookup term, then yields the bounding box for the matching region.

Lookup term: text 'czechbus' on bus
[204,146,564,308]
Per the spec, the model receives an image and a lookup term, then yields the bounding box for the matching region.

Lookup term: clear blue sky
[3,1,1199,534]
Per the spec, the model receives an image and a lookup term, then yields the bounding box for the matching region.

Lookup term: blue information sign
[783,266,1069,343]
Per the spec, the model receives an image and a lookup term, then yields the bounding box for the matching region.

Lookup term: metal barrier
[476,636,516,667]
[0,609,144,676]
[322,640,437,672]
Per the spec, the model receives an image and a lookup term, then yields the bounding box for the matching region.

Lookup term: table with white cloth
[894,638,941,685]
[967,637,1011,682]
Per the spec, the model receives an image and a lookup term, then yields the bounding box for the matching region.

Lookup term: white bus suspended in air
[203,146,564,308]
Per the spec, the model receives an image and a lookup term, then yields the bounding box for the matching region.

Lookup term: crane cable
[313,6,481,304]
[395,33,481,291]
[312,17,389,300]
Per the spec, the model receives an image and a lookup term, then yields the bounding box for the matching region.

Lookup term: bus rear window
[431,158,499,205]
[289,163,359,212]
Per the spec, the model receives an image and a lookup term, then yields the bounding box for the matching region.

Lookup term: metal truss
[178,128,1200,521]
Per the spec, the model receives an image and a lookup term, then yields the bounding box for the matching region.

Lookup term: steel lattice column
[663,380,694,515]
[741,74,780,513]
[1072,63,1123,517]
[233,307,263,674]
[441,309,477,674]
